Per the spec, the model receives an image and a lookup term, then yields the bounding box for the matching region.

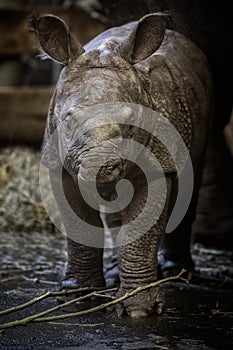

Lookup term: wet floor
[0,231,232,349]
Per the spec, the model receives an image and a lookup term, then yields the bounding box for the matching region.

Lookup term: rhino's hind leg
[158,174,203,279]
[158,210,195,279]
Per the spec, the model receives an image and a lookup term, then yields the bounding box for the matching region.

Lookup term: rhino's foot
[59,267,105,300]
[158,251,194,279]
[116,286,165,319]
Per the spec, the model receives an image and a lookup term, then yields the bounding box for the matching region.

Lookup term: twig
[0,289,113,330]
[0,291,51,317]
[0,287,117,316]
[91,292,115,300]
[35,270,185,322]
[0,269,186,329]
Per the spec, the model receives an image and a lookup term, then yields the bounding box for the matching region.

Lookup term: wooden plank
[0,7,107,55]
[0,86,54,143]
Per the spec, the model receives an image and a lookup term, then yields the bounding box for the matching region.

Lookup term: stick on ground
[0,269,187,330]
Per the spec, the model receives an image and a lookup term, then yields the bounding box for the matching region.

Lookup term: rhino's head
[30,13,167,189]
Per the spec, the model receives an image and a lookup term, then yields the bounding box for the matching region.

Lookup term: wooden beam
[0,7,107,55]
[0,86,54,143]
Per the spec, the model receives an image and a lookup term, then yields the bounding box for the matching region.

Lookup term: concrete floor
[0,232,232,350]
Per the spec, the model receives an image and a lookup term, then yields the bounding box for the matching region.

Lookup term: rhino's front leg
[50,168,105,290]
[62,238,105,290]
[116,177,172,319]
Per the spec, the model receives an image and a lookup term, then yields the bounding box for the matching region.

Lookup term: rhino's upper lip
[77,172,118,199]
[76,174,121,200]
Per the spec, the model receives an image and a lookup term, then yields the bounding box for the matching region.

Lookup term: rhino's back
[136,29,212,112]
[84,22,136,52]
[136,30,212,166]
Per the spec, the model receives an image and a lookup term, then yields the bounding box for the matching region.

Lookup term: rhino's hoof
[60,277,105,290]
[128,309,151,319]
[128,300,164,319]
[59,270,105,295]
[60,277,79,289]
[116,286,165,319]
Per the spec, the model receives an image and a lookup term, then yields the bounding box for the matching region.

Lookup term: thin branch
[0,289,112,330]
[0,269,187,330]
[0,287,117,316]
[0,291,51,317]
[35,272,184,322]
[91,292,115,300]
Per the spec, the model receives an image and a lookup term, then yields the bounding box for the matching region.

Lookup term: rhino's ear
[28,14,85,64]
[117,13,167,63]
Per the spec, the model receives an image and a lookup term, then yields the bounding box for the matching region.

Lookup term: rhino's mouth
[77,157,125,192]
[65,142,126,196]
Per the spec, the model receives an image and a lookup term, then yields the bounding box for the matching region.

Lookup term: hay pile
[0,147,55,234]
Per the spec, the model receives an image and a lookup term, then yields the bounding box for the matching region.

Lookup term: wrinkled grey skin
[30,13,212,318]
[99,0,233,250]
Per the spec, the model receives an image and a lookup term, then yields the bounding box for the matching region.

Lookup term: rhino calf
[30,13,212,318]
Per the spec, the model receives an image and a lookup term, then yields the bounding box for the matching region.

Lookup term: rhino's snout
[78,158,124,190]
[97,158,124,183]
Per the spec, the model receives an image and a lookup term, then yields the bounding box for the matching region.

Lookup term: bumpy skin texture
[99,0,233,250]
[30,13,212,317]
